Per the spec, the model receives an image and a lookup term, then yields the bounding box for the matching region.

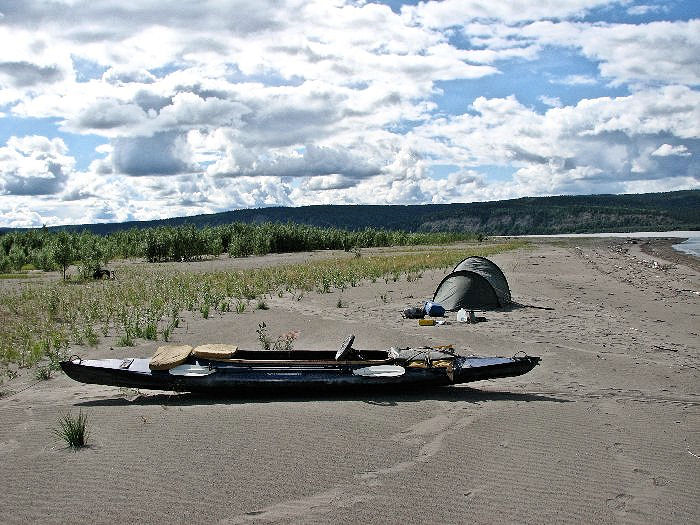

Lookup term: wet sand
[1,238,698,524]
[639,238,700,272]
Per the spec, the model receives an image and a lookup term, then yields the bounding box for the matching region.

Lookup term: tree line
[0,223,480,276]
[14,190,694,236]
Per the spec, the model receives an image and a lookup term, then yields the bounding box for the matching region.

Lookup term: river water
[672,236,700,257]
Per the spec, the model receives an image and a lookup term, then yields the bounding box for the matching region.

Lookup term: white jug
[456,308,467,323]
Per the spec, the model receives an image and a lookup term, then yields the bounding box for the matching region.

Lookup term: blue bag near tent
[424,301,445,317]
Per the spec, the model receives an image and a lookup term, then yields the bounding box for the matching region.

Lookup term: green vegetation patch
[0,239,525,370]
[0,272,42,279]
[0,222,482,274]
[54,410,89,450]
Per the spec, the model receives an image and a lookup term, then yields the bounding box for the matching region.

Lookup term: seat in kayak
[193,344,238,359]
[149,345,193,370]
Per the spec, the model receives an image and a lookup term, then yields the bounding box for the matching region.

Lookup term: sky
[0,0,698,228]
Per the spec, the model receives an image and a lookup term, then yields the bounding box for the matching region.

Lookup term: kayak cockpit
[148,334,419,369]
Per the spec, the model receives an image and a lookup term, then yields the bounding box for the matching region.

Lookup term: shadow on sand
[75,386,570,407]
[506,301,555,311]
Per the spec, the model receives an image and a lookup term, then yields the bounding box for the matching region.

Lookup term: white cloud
[73,99,147,132]
[0,61,64,87]
[112,132,195,176]
[458,18,700,87]
[552,74,598,85]
[651,144,691,157]
[300,174,357,191]
[627,4,665,16]
[0,205,60,228]
[524,19,700,87]
[50,170,297,224]
[404,0,613,26]
[103,67,156,85]
[411,86,700,197]
[0,136,75,195]
[205,142,382,179]
[539,95,562,107]
[426,169,488,203]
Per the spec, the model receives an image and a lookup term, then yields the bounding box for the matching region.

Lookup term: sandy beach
[1,238,698,524]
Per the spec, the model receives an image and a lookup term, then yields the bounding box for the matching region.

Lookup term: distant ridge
[4,190,699,236]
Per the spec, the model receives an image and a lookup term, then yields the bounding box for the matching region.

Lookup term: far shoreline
[507,231,699,268]
[639,237,700,272]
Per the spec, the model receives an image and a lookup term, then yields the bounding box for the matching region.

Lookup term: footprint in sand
[633,467,671,487]
[0,439,20,455]
[653,476,671,487]
[606,493,634,511]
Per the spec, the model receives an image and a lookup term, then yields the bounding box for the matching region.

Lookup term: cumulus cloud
[455,18,700,87]
[0,61,64,87]
[103,67,156,85]
[73,98,147,131]
[412,87,700,197]
[52,170,296,223]
[300,174,357,191]
[0,136,74,195]
[0,205,61,228]
[426,169,488,203]
[112,132,194,175]
[524,19,700,87]
[539,95,562,107]
[652,143,691,157]
[206,142,382,179]
[404,0,613,26]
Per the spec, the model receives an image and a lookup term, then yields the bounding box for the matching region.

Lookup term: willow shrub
[1,223,482,269]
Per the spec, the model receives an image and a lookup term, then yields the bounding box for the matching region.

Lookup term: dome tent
[453,256,511,305]
[433,256,511,311]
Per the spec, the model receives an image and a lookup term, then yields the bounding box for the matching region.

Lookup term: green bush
[35,366,52,380]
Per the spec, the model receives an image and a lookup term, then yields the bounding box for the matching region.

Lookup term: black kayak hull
[60,354,540,394]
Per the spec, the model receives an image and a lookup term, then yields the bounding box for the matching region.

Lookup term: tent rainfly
[432,256,511,311]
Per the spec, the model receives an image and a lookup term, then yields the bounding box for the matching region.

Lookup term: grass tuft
[200,303,210,319]
[143,322,158,340]
[117,332,134,347]
[54,410,89,449]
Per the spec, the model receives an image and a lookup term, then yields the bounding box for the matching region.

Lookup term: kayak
[60,335,540,394]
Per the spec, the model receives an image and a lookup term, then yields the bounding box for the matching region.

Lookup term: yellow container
[418,319,435,326]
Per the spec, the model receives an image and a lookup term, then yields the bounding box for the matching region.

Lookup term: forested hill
[10,190,700,235]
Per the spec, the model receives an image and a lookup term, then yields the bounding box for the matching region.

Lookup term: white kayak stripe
[353,365,405,377]
[168,364,215,376]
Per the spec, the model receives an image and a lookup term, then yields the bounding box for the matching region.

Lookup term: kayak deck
[60,348,541,393]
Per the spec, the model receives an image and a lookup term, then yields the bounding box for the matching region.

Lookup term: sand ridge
[0,238,698,524]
